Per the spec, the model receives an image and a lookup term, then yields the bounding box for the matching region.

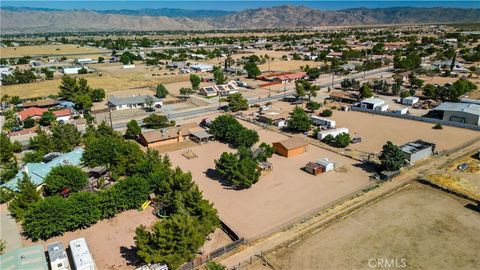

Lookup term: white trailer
[317,127,349,140]
[374,104,389,112]
[70,238,95,270]
[311,115,336,129]
[395,107,409,114]
[47,242,70,270]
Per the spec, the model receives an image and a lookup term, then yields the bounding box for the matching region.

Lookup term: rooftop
[400,140,435,154]
[274,137,308,150]
[2,148,84,191]
[47,242,68,263]
[361,98,385,105]
[0,245,49,270]
[141,123,197,143]
[432,102,480,116]
[69,238,94,268]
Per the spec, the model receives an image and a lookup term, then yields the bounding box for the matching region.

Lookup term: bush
[433,123,443,129]
[320,109,333,117]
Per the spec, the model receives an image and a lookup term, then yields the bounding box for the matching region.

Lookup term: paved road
[10,67,390,143]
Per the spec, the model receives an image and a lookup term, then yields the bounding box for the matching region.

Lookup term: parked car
[351,137,362,144]
[458,163,469,171]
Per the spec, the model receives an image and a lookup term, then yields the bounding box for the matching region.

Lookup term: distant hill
[1,5,479,34]
[95,8,235,17]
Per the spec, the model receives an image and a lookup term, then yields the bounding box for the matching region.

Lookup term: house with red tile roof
[17,107,47,121]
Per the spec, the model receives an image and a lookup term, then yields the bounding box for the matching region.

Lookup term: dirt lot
[22,208,158,270]
[329,110,480,153]
[1,63,191,99]
[0,44,109,58]
[167,120,373,240]
[258,183,480,270]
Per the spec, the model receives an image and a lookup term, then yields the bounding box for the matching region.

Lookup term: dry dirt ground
[22,208,158,270]
[329,110,480,154]
[254,183,480,270]
[21,207,232,269]
[167,120,373,240]
[424,151,480,200]
[0,44,108,58]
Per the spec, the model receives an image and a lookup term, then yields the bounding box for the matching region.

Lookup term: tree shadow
[464,203,480,213]
[352,162,378,174]
[120,245,143,267]
[204,168,238,190]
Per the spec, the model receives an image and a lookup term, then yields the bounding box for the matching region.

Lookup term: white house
[317,127,349,140]
[190,63,214,72]
[402,96,419,106]
[359,98,386,110]
[107,95,162,110]
[311,115,336,129]
[198,86,218,97]
[62,66,83,75]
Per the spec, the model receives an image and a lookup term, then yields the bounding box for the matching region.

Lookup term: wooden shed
[272,137,308,158]
[305,162,325,175]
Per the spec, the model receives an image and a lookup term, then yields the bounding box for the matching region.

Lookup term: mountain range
[1,6,479,34]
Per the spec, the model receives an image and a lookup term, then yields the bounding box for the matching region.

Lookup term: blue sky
[2,1,479,11]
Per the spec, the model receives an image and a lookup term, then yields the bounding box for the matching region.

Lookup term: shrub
[433,123,443,129]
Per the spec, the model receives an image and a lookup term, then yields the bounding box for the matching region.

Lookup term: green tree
[143,114,172,129]
[244,61,261,78]
[58,76,78,100]
[10,96,21,105]
[335,133,351,148]
[189,74,201,90]
[359,84,373,98]
[145,96,154,109]
[225,93,249,112]
[23,117,35,128]
[215,152,260,189]
[135,214,205,269]
[287,107,312,133]
[295,80,320,100]
[125,120,141,139]
[90,88,106,102]
[400,91,411,98]
[156,84,169,98]
[82,135,145,176]
[306,101,321,111]
[213,69,226,84]
[179,87,194,98]
[379,141,405,171]
[320,109,333,117]
[234,128,259,148]
[50,123,81,152]
[74,94,93,111]
[422,84,437,99]
[8,173,41,220]
[0,133,14,163]
[39,111,55,126]
[44,165,88,195]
